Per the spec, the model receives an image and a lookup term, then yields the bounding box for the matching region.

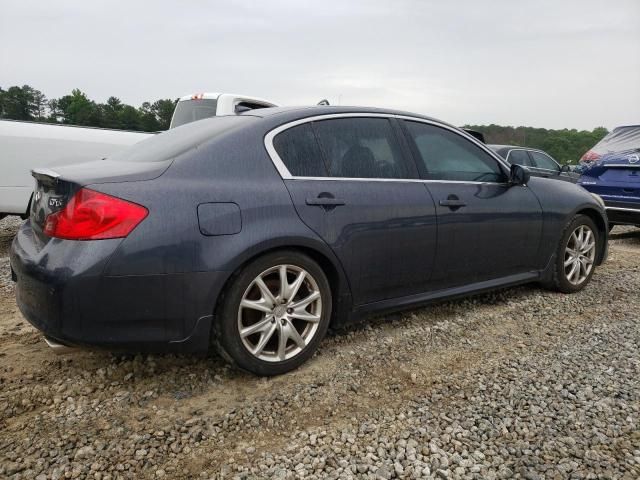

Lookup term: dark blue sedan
[10,107,608,375]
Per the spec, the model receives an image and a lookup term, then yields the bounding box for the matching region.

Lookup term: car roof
[488,144,553,155]
[240,105,447,125]
[612,125,640,130]
[488,144,524,150]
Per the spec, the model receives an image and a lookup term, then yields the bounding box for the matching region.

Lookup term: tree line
[1,85,607,162]
[465,124,608,164]
[0,84,177,131]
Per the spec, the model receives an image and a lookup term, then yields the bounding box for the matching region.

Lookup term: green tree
[32,89,48,120]
[117,104,141,131]
[150,99,177,130]
[138,98,176,131]
[2,84,177,132]
[465,124,609,164]
[101,96,124,129]
[139,101,161,131]
[54,89,102,127]
[0,86,5,117]
[0,85,44,120]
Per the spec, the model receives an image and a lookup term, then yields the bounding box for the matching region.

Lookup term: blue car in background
[578,125,640,228]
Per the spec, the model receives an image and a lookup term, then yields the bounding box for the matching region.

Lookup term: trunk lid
[29,159,170,244]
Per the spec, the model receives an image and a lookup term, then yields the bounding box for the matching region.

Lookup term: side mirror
[509,164,530,186]
[560,164,571,173]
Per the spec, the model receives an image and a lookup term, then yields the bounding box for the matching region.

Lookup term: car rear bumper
[579,186,640,226]
[10,221,226,354]
[601,199,640,226]
[605,205,640,226]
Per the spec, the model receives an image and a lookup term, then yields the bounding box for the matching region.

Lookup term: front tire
[549,214,599,293]
[213,251,332,376]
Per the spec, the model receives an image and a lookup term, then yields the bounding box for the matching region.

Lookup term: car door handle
[439,199,467,208]
[306,197,346,207]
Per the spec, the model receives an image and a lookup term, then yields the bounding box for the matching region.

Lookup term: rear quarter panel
[94,125,351,332]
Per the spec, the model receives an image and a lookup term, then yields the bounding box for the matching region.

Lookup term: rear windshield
[107,115,254,163]
[591,126,640,155]
[170,98,219,128]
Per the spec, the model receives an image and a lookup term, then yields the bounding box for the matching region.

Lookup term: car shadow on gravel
[609,227,640,241]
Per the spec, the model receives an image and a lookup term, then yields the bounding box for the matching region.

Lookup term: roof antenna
[317,99,330,106]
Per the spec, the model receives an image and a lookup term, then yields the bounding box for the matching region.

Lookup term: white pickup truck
[0,93,276,218]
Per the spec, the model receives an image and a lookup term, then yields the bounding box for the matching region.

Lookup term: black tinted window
[508,150,532,167]
[405,121,505,182]
[273,124,327,177]
[312,118,409,179]
[530,151,559,171]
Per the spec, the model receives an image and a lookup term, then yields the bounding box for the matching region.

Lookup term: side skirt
[350,271,541,322]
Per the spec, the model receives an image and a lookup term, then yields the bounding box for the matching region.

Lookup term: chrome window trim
[263,112,511,185]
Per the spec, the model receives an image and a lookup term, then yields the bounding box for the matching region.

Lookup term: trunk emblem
[629,154,639,164]
[48,197,64,208]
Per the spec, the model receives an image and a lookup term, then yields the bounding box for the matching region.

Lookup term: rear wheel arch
[215,241,352,328]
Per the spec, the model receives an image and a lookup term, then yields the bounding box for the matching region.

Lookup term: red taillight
[580,150,601,163]
[43,188,148,240]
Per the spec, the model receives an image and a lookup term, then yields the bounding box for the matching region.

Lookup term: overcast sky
[1,0,638,130]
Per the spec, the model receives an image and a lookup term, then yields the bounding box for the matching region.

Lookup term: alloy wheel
[237,264,323,362]
[564,225,596,285]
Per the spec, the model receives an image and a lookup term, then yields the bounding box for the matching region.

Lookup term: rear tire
[548,214,599,293]
[213,250,332,376]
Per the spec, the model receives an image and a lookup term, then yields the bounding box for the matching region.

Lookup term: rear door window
[403,121,505,182]
[530,151,560,171]
[272,124,328,177]
[312,118,411,179]
[507,149,533,167]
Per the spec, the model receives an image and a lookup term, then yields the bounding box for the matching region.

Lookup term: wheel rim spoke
[567,261,579,282]
[290,290,320,310]
[278,265,289,301]
[277,325,288,360]
[254,277,276,308]
[288,271,306,303]
[286,323,306,349]
[289,309,321,323]
[252,323,277,356]
[240,298,273,314]
[240,316,273,337]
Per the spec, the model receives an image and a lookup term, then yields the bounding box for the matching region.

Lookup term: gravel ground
[0,216,638,480]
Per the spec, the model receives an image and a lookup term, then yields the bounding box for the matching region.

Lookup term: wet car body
[10,106,609,372]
